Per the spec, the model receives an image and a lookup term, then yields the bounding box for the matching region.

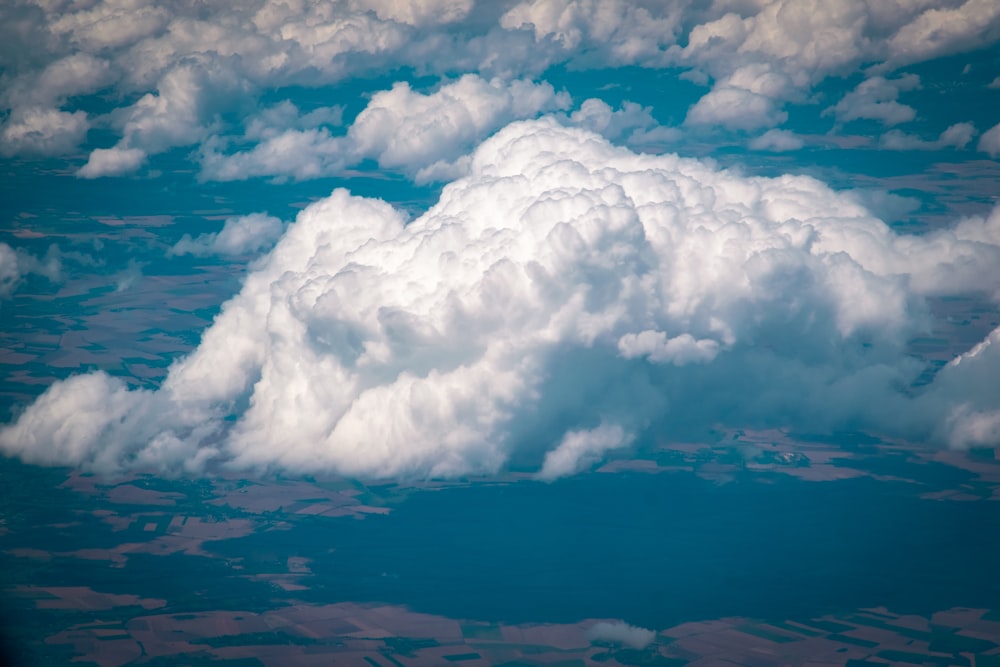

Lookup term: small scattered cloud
[749,129,803,152]
[0,107,89,157]
[588,621,656,649]
[113,259,143,292]
[348,75,570,178]
[201,74,569,183]
[978,122,1000,158]
[77,147,147,178]
[825,75,920,127]
[565,98,679,148]
[880,123,977,151]
[500,0,683,62]
[170,213,285,257]
[684,73,788,131]
[0,243,64,299]
[538,424,634,481]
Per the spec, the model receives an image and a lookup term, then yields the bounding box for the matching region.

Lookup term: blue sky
[1,0,999,479]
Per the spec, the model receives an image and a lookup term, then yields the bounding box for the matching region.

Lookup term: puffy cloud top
[2,119,1000,478]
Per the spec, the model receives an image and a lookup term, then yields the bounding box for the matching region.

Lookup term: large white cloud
[3,119,1000,478]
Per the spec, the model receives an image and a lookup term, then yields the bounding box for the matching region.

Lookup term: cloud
[748,129,803,152]
[499,0,684,62]
[587,621,656,649]
[825,75,920,126]
[0,0,476,161]
[677,0,1000,133]
[565,98,680,148]
[880,122,977,151]
[0,243,63,299]
[0,244,24,298]
[0,107,89,156]
[199,129,347,182]
[538,424,633,481]
[170,213,285,257]
[978,122,1000,158]
[931,326,1000,448]
[352,0,474,27]
[685,83,787,131]
[617,331,720,366]
[4,0,1000,164]
[3,119,1000,478]
[348,75,570,178]
[201,74,570,182]
[882,0,1000,69]
[112,259,143,293]
[0,53,112,156]
[77,147,147,178]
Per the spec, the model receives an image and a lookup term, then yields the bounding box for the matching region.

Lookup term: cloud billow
[2,119,999,478]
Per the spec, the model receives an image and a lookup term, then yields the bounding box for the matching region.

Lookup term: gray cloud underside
[2,120,999,479]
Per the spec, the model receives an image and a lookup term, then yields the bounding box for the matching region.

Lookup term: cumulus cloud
[0,107,89,156]
[748,129,803,152]
[499,0,684,62]
[201,74,570,182]
[880,122,977,151]
[170,213,285,257]
[565,98,680,148]
[677,0,1000,133]
[4,0,1000,164]
[0,243,63,299]
[684,78,788,131]
[931,326,1000,449]
[352,0,474,27]
[882,0,1000,69]
[588,621,656,649]
[826,75,920,126]
[77,147,147,178]
[979,122,1000,158]
[0,0,485,162]
[196,100,347,182]
[3,120,1000,478]
[538,424,634,481]
[2,53,115,109]
[349,75,569,180]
